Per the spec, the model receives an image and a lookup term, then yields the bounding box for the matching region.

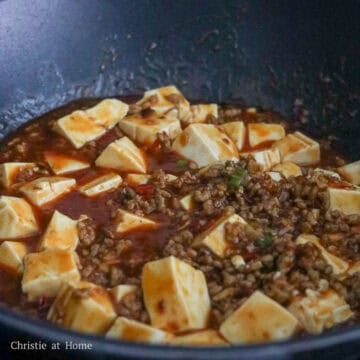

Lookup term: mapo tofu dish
[0,85,360,345]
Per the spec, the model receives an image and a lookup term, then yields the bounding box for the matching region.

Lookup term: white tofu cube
[328,188,360,215]
[118,110,181,146]
[172,124,239,167]
[39,211,78,250]
[115,209,156,233]
[0,162,37,188]
[251,148,281,171]
[142,256,211,333]
[193,213,247,258]
[48,281,116,335]
[171,329,228,346]
[248,123,285,148]
[272,162,302,178]
[220,121,246,151]
[44,151,89,175]
[20,177,76,207]
[78,173,122,197]
[54,99,129,149]
[267,172,283,182]
[296,234,348,274]
[110,285,137,303]
[179,193,194,211]
[0,241,27,275]
[338,160,360,185]
[220,291,298,344]
[126,174,151,185]
[106,317,171,343]
[22,248,80,300]
[0,196,39,239]
[288,289,353,334]
[95,137,147,173]
[189,104,218,124]
[272,132,320,166]
[136,86,191,121]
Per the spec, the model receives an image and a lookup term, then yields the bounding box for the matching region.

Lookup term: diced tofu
[0,162,37,188]
[142,256,211,333]
[189,104,218,124]
[171,329,228,346]
[110,285,137,303]
[48,281,116,335]
[22,248,80,300]
[288,289,353,334]
[106,317,171,343]
[0,241,27,275]
[296,234,348,274]
[114,209,156,233]
[272,132,320,166]
[328,188,360,215]
[220,291,298,344]
[314,168,341,180]
[20,177,76,207]
[272,162,302,178]
[38,211,78,250]
[118,110,181,146]
[231,255,245,269]
[44,151,89,175]
[54,99,129,149]
[248,123,285,148]
[0,196,39,239]
[78,173,122,197]
[193,213,247,258]
[220,121,246,151]
[95,137,147,173]
[136,86,191,121]
[179,193,194,211]
[338,161,360,185]
[126,174,151,185]
[267,172,283,182]
[348,261,360,275]
[172,124,239,167]
[240,148,280,171]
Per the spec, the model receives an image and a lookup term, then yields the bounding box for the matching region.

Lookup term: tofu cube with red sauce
[0,196,39,239]
[171,329,228,346]
[53,99,129,149]
[22,248,80,300]
[338,160,360,185]
[20,177,76,207]
[0,162,37,188]
[220,291,298,344]
[44,152,89,175]
[48,281,116,335]
[0,241,27,275]
[288,289,353,334]
[114,209,156,233]
[220,121,246,151]
[248,123,285,148]
[193,213,248,258]
[188,104,218,125]
[272,162,302,178]
[272,132,320,166]
[142,256,211,333]
[172,124,239,167]
[78,173,122,197]
[38,210,78,250]
[136,86,191,121]
[106,317,172,343]
[118,110,182,146]
[110,284,137,303]
[95,137,147,173]
[328,188,360,215]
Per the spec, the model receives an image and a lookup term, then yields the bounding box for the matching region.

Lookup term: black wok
[0,0,359,359]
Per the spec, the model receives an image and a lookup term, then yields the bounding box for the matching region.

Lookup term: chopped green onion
[255,234,273,249]
[227,167,246,190]
[177,159,189,169]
